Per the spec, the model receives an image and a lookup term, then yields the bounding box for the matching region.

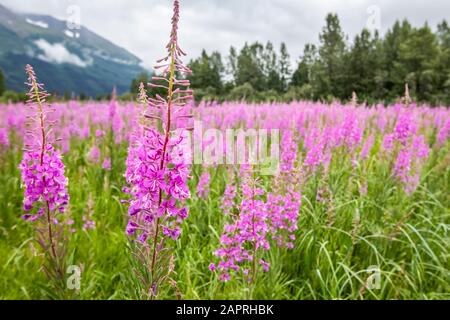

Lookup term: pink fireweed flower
[411,135,430,160]
[96,129,106,138]
[112,115,123,144]
[393,134,430,194]
[360,134,374,160]
[102,158,111,171]
[381,107,428,194]
[221,184,236,216]
[82,216,96,231]
[88,145,100,163]
[393,112,416,146]
[212,121,303,283]
[437,118,450,146]
[122,0,193,299]
[266,190,301,249]
[394,149,412,184]
[383,133,395,153]
[196,171,211,199]
[124,128,190,240]
[212,123,302,283]
[337,112,363,150]
[81,195,96,231]
[280,130,298,172]
[383,110,417,154]
[109,87,117,119]
[0,127,9,148]
[59,126,71,154]
[280,129,298,172]
[304,133,326,171]
[19,145,69,221]
[259,259,270,272]
[214,178,272,283]
[18,65,69,289]
[19,65,69,222]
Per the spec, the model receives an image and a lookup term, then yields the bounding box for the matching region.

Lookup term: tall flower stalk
[19,65,70,297]
[123,0,193,299]
[211,129,301,298]
[212,171,301,297]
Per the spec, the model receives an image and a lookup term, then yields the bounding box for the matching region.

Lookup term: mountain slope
[0,4,146,96]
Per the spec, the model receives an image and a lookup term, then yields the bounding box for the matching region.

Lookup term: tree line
[131,13,450,105]
[2,13,449,105]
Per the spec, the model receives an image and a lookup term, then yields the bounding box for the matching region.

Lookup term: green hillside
[0,4,146,96]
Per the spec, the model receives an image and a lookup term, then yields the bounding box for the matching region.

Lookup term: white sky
[1,0,449,70]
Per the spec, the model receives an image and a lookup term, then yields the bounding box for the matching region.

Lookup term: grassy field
[0,101,448,300]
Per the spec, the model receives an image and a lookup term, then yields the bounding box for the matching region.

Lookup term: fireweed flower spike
[212,131,301,291]
[212,176,271,286]
[196,170,211,199]
[123,0,193,299]
[19,64,69,295]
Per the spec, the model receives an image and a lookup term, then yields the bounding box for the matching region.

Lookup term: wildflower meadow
[0,0,449,301]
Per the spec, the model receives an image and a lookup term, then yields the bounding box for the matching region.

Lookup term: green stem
[150,44,177,294]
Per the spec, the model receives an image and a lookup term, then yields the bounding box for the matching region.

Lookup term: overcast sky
[1,0,449,69]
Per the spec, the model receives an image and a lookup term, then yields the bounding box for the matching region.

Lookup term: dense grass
[0,130,448,300]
